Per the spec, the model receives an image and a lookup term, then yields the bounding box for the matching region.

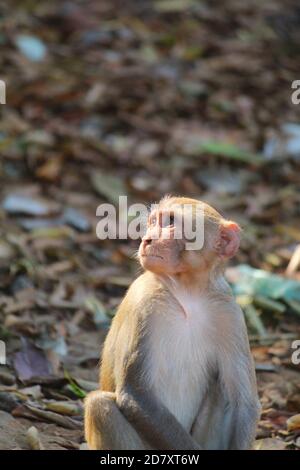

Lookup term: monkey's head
[138,196,240,276]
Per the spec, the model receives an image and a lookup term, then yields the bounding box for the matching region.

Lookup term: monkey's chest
[149,305,216,430]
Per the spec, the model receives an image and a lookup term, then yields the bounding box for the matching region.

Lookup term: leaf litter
[0,0,299,450]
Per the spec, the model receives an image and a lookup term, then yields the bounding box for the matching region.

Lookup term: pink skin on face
[138,209,185,275]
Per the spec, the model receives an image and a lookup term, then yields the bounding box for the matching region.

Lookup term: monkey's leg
[227,401,261,450]
[85,390,150,450]
[191,387,231,449]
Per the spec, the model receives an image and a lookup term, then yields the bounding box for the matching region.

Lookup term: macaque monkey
[85,196,260,450]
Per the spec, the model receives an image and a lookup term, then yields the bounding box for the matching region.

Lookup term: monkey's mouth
[141,254,164,260]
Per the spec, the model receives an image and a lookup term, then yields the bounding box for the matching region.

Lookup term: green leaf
[85,296,110,326]
[64,370,86,399]
[90,170,127,204]
[154,0,197,12]
[253,295,286,314]
[286,300,300,317]
[199,141,265,165]
[244,304,267,337]
[230,265,300,303]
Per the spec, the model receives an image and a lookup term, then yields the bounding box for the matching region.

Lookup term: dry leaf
[287,414,300,431]
[27,426,44,450]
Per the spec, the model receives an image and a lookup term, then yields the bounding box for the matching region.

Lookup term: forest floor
[0,0,299,449]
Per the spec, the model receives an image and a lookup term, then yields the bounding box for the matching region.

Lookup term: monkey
[84,196,261,450]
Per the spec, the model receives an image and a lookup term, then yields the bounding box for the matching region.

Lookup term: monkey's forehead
[157,196,222,220]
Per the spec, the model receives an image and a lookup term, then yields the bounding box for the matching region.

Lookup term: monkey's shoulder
[119,272,172,313]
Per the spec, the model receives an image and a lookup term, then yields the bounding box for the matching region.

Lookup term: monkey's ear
[215,220,240,259]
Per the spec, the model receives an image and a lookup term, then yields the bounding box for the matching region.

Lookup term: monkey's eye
[162,213,175,227]
[169,214,175,225]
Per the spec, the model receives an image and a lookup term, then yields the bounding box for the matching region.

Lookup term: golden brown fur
[84,196,260,450]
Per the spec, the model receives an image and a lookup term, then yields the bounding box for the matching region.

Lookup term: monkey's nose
[143,237,152,246]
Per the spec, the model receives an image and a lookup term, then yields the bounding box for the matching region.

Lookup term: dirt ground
[0,0,299,450]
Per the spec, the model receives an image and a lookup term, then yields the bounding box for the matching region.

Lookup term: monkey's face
[138,202,209,275]
[138,208,187,275]
[138,197,240,276]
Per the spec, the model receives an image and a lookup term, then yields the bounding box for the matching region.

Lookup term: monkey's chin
[139,254,166,273]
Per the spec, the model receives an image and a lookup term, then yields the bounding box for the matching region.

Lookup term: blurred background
[0,0,299,450]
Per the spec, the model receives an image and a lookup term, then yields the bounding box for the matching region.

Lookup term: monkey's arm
[228,399,261,450]
[114,314,201,451]
[227,349,260,449]
[117,384,201,451]
[219,303,261,450]
[101,276,201,450]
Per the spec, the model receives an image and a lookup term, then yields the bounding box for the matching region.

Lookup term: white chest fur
[148,287,217,430]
